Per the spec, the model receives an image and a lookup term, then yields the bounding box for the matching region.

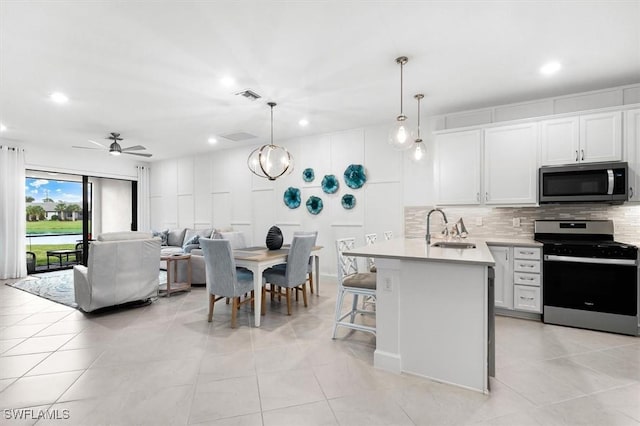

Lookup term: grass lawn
[26,220,82,235]
[26,244,79,266]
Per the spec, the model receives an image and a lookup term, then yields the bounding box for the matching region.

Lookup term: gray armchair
[200,238,255,328]
[73,232,161,313]
[263,234,315,315]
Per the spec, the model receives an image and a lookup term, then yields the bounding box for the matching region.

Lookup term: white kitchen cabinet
[489,246,513,309]
[540,117,579,166]
[540,111,622,166]
[512,245,542,313]
[624,108,640,202]
[513,285,541,312]
[434,130,482,205]
[484,123,538,205]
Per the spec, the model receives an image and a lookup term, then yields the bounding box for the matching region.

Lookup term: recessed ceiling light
[540,61,562,76]
[208,137,218,144]
[298,119,309,127]
[50,92,69,103]
[0,123,7,132]
[220,76,235,87]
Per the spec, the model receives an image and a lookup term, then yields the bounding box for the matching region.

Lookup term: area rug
[6,269,168,308]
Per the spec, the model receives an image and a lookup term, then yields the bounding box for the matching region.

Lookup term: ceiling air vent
[221,132,257,142]
[235,89,261,101]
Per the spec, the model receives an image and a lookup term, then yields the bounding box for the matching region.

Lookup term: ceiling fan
[72,132,152,157]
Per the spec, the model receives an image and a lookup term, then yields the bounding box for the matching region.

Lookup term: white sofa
[74,231,161,312]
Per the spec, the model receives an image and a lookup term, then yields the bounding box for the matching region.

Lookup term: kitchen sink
[431,241,476,249]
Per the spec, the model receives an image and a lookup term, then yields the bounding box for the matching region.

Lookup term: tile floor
[0,276,639,425]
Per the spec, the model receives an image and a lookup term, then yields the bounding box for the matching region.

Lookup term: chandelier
[247,102,293,181]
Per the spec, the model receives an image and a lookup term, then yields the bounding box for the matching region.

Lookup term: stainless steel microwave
[539,162,628,204]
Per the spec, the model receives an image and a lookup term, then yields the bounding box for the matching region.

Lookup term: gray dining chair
[200,238,256,328]
[263,234,316,315]
[332,237,376,338]
[271,230,318,297]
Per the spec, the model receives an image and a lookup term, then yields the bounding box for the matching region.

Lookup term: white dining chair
[332,237,376,338]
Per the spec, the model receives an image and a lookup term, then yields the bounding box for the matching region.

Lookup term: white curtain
[137,165,151,232]
[0,146,26,278]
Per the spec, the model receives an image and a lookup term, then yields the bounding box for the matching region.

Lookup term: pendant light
[388,56,413,151]
[247,102,294,181]
[411,94,427,162]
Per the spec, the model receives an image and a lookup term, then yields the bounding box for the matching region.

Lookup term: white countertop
[480,237,542,247]
[346,238,495,267]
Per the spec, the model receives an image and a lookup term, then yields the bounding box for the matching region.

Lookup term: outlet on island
[383,277,393,292]
[513,217,521,227]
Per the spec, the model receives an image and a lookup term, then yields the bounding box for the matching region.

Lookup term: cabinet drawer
[514,247,541,260]
[514,285,541,312]
[514,259,540,273]
[514,272,541,286]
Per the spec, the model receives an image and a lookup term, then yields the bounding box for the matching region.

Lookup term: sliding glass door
[25,170,136,271]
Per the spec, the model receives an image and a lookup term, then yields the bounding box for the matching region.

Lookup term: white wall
[24,144,144,180]
[150,124,430,275]
[95,178,132,233]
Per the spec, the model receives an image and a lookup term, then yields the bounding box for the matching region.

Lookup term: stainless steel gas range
[534,220,639,336]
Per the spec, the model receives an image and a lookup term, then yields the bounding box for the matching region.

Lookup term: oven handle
[544,254,637,266]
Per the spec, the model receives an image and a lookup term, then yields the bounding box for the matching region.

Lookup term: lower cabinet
[489,244,542,315]
[489,246,513,310]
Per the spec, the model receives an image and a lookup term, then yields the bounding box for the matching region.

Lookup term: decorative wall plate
[321,174,339,194]
[344,164,367,189]
[302,168,315,182]
[306,196,323,215]
[283,187,301,209]
[341,194,356,210]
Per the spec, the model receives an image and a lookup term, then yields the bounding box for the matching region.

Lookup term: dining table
[233,245,322,327]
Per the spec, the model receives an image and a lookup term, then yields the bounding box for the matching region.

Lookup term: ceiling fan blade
[72,145,102,150]
[88,139,107,148]
[121,145,146,152]
[123,152,153,158]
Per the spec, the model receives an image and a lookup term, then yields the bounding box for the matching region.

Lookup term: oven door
[543,255,638,316]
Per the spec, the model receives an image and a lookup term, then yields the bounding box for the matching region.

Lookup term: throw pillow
[152,229,169,246]
[182,234,200,249]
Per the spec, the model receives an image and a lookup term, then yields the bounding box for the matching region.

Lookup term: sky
[26,178,82,203]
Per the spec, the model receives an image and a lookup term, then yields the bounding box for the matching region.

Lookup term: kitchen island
[346,238,495,393]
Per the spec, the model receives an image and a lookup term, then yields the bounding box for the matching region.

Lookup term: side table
[160,254,192,297]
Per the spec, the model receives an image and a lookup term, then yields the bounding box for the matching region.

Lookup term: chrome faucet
[426,208,448,244]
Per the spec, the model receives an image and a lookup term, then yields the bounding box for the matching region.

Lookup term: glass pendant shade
[388,116,414,151]
[411,139,427,162]
[248,102,294,180]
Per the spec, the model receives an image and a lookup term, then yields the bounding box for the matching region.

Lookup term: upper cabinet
[434,130,482,205]
[435,124,538,206]
[540,111,622,166]
[624,109,640,202]
[484,123,538,205]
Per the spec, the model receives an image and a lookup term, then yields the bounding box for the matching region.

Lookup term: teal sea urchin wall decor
[306,196,323,215]
[321,174,339,194]
[341,194,356,209]
[344,164,367,189]
[283,187,301,209]
[302,168,315,182]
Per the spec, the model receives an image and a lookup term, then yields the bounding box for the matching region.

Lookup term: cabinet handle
[520,251,534,255]
[505,252,508,261]
[581,149,585,161]
[575,150,579,162]
[520,264,534,268]
[476,192,480,202]
[520,277,535,281]
[631,187,634,198]
[520,296,535,301]
[485,192,489,202]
